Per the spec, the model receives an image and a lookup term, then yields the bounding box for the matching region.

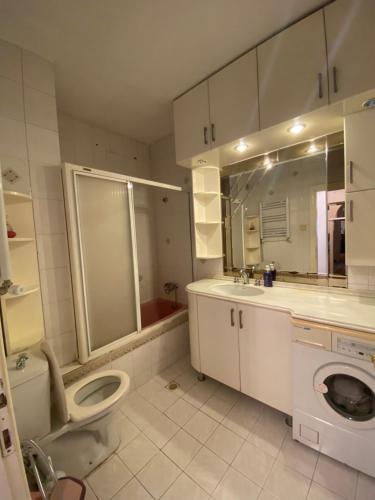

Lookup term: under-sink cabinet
[190,293,292,414]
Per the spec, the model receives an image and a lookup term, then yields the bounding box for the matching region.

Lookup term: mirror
[221,131,346,287]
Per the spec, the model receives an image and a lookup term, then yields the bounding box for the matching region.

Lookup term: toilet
[7,341,130,478]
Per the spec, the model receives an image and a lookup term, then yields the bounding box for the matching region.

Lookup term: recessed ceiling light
[307,141,319,154]
[288,123,305,135]
[234,142,248,153]
[263,155,273,170]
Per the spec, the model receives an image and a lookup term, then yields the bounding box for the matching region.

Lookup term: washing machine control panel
[335,334,375,363]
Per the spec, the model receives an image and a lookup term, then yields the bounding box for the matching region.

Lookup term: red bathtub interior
[140,298,186,328]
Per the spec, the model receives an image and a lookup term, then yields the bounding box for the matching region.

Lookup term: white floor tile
[163,429,201,469]
[122,392,162,430]
[114,414,140,450]
[162,472,208,500]
[143,413,179,448]
[118,433,158,474]
[137,451,181,499]
[111,477,153,500]
[186,446,228,494]
[258,490,282,500]
[313,454,358,500]
[249,406,288,458]
[87,455,132,500]
[214,384,241,406]
[265,462,311,500]
[308,481,346,500]
[183,378,220,408]
[165,398,198,427]
[205,424,244,464]
[147,386,180,412]
[138,379,163,400]
[356,472,375,500]
[213,466,261,500]
[201,393,234,422]
[277,433,319,478]
[174,369,199,392]
[184,410,218,443]
[232,440,274,487]
[222,396,262,438]
[83,481,97,500]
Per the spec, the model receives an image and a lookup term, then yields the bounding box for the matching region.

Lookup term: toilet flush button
[315,383,328,394]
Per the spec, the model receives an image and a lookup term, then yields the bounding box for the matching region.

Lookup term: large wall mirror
[221,131,346,287]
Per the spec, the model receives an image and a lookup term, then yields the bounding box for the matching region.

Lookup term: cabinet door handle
[239,310,243,329]
[211,123,216,142]
[230,308,235,327]
[348,160,354,184]
[318,73,323,99]
[349,199,354,222]
[295,339,325,350]
[203,126,208,145]
[333,66,338,93]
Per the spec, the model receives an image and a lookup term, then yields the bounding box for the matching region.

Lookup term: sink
[212,283,264,297]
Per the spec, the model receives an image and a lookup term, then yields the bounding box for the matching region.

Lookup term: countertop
[186,278,375,334]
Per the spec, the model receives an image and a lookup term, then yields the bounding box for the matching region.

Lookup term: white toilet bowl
[8,342,130,478]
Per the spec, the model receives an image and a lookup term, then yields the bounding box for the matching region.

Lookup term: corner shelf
[244,214,261,265]
[192,167,223,259]
[8,237,35,243]
[2,285,40,301]
[4,190,32,203]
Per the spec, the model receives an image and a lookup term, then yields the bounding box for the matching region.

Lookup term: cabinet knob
[318,73,323,99]
[211,123,216,142]
[239,310,243,329]
[348,160,354,184]
[203,126,208,145]
[230,308,235,327]
[333,66,338,93]
[349,199,354,222]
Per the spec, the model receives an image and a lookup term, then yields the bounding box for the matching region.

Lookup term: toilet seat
[65,370,129,422]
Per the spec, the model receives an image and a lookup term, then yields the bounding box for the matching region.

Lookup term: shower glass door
[74,172,140,353]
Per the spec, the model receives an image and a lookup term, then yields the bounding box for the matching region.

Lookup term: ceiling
[0,0,328,144]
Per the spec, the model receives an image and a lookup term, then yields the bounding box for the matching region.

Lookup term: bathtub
[140,297,187,328]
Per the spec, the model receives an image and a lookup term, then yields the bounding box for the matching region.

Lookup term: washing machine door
[314,363,375,429]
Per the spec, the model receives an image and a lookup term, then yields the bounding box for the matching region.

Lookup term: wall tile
[0,39,22,82]
[40,266,72,305]
[43,298,75,339]
[33,198,66,235]
[36,233,69,270]
[26,124,60,164]
[22,50,55,96]
[30,161,63,200]
[0,116,27,160]
[49,330,77,366]
[0,77,24,122]
[24,87,58,131]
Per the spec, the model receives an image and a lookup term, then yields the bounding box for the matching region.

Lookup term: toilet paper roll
[9,284,25,295]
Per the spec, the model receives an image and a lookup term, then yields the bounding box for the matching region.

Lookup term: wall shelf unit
[1,190,44,353]
[244,215,261,265]
[192,166,223,259]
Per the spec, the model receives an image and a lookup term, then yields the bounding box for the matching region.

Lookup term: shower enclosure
[63,163,191,363]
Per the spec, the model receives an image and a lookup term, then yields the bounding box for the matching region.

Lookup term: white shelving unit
[192,166,223,259]
[1,191,44,353]
[244,215,261,265]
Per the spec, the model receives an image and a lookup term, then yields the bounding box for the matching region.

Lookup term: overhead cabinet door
[173,81,210,164]
[208,50,259,148]
[325,0,375,103]
[258,10,328,130]
[346,190,375,266]
[197,295,240,390]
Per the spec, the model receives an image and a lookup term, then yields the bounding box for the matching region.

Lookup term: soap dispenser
[263,265,273,287]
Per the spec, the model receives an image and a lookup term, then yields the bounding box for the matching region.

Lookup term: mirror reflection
[221,132,346,287]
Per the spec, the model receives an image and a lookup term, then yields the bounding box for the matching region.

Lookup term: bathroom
[0,1,375,499]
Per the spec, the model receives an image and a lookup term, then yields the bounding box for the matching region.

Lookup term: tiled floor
[85,356,375,500]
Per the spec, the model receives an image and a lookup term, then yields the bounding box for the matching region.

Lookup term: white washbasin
[212,283,264,297]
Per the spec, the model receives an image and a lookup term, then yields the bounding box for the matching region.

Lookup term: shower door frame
[63,163,182,363]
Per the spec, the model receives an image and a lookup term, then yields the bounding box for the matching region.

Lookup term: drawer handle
[295,339,326,350]
[230,308,235,327]
[203,126,208,145]
[318,72,323,99]
[333,66,338,93]
[211,123,216,142]
[239,310,243,329]
[349,199,354,222]
[348,160,353,184]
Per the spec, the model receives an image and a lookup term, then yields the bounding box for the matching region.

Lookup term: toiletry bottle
[263,265,273,287]
[270,262,276,281]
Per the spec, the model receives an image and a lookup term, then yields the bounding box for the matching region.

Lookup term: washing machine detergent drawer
[293,409,375,478]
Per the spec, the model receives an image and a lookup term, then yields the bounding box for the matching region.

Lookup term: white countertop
[186,278,375,334]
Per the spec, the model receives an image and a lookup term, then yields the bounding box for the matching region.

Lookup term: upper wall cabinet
[208,50,259,149]
[173,50,259,164]
[325,0,375,103]
[173,81,211,165]
[257,11,328,130]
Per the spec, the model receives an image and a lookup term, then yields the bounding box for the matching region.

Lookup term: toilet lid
[40,341,69,424]
[65,370,130,423]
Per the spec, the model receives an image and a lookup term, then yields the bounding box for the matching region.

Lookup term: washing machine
[292,323,375,478]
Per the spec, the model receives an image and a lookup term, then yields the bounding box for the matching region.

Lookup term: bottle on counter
[263,265,273,287]
[270,262,276,281]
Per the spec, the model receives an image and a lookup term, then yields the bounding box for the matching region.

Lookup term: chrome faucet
[16,353,28,370]
[239,268,250,284]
